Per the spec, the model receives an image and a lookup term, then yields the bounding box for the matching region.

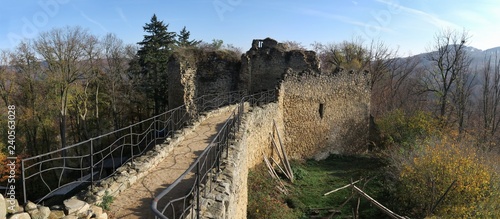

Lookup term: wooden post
[273,119,294,182]
[351,185,407,219]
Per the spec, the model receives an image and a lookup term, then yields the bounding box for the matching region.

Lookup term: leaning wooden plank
[352,185,408,219]
[270,134,292,180]
[269,133,286,169]
[323,180,361,196]
[273,119,294,182]
[263,153,288,194]
[263,155,277,179]
[271,156,291,180]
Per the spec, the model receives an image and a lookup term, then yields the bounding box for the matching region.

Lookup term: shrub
[97,191,114,211]
[396,137,498,218]
[378,109,440,148]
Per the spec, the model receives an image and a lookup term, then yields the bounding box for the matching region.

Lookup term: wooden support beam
[273,119,294,182]
[323,180,361,196]
[351,185,408,219]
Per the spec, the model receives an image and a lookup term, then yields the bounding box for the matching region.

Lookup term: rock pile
[0,195,107,219]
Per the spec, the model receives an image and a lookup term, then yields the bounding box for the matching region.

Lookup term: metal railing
[151,89,277,219]
[21,91,244,204]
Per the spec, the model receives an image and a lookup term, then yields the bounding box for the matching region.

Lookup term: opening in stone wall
[319,103,324,119]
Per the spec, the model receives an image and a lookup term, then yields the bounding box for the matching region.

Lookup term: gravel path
[108,109,235,218]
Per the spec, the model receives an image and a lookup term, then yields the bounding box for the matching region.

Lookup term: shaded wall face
[281,73,371,159]
[167,50,240,111]
[240,47,320,94]
[196,57,240,97]
[167,57,186,110]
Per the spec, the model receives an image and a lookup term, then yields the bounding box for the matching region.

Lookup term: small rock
[0,194,6,219]
[49,205,64,211]
[5,198,23,214]
[97,212,107,219]
[215,194,224,202]
[90,206,103,218]
[48,210,65,219]
[24,201,37,212]
[61,216,78,219]
[128,175,137,185]
[76,203,90,216]
[8,212,30,219]
[63,198,88,215]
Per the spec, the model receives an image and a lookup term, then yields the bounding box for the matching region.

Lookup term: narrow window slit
[319,103,324,119]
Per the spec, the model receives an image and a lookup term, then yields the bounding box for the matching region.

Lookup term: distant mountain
[406,46,500,69]
[484,47,500,56]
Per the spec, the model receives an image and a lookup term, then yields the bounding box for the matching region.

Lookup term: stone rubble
[1,194,106,219]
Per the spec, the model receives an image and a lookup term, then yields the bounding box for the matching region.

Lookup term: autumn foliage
[394,136,499,218]
[0,152,23,182]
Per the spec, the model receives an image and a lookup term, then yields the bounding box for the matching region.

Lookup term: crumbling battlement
[240,38,320,94]
[168,48,241,111]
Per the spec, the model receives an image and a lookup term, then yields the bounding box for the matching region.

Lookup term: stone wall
[199,101,284,219]
[168,48,241,112]
[198,39,371,218]
[240,38,320,94]
[281,71,371,160]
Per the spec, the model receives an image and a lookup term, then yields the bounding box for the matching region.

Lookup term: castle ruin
[168,38,370,159]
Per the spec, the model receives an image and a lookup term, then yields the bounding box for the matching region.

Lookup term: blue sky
[1,0,499,55]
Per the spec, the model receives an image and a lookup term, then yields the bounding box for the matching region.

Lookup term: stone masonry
[281,70,371,160]
[168,48,241,112]
[197,39,371,218]
[239,38,320,94]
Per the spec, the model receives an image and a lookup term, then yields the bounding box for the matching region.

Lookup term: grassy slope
[249,155,393,219]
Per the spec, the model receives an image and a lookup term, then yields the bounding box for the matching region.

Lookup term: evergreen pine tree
[134,14,176,115]
[176,26,201,47]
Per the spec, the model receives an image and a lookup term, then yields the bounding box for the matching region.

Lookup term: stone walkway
[108,108,235,219]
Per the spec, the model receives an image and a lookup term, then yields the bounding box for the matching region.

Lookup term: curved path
[108,108,235,218]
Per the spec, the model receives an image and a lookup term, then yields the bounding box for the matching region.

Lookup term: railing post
[22,160,26,203]
[154,117,157,146]
[90,138,94,189]
[130,126,134,164]
[171,111,175,139]
[216,137,221,173]
[196,162,201,219]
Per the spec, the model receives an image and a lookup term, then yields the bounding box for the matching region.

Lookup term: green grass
[248,155,393,219]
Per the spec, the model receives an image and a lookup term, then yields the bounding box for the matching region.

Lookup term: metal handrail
[151,90,277,219]
[21,90,245,204]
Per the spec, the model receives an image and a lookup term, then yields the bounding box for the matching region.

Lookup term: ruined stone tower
[239,38,320,94]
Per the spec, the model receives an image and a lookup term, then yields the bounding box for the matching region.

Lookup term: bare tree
[372,55,420,116]
[281,40,306,51]
[101,33,130,131]
[34,26,92,149]
[421,29,472,126]
[366,40,399,89]
[451,58,474,134]
[480,53,500,142]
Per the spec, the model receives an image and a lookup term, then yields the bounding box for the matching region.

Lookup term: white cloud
[116,8,128,23]
[375,0,459,29]
[80,11,108,33]
[300,8,394,33]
